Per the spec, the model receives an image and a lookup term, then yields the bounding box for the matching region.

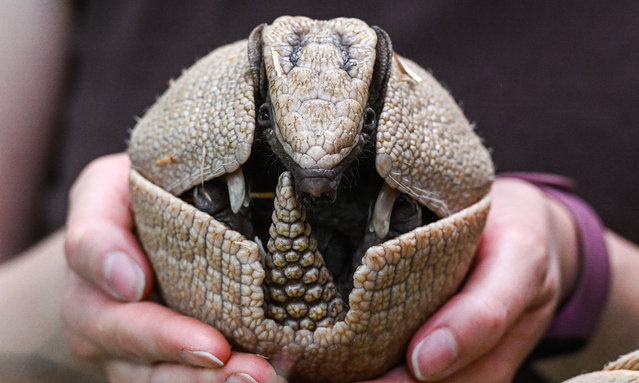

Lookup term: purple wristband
[500,172,610,340]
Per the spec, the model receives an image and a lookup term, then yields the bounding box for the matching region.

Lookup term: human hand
[64,153,281,383]
[388,177,579,382]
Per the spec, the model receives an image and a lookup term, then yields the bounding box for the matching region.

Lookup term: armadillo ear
[248,23,267,103]
[369,26,393,114]
[375,55,494,217]
[128,39,257,196]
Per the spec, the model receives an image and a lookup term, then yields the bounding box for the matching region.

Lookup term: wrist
[539,185,610,340]
[546,194,580,305]
[498,172,610,354]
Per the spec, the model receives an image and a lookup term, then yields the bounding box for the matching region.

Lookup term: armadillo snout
[294,173,339,210]
[297,191,336,210]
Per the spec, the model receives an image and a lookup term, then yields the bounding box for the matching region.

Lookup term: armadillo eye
[257,103,273,128]
[362,107,376,134]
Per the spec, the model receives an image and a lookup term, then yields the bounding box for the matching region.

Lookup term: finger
[65,218,151,301]
[67,153,133,227]
[406,269,530,381]
[106,352,280,383]
[64,273,231,368]
[431,303,555,383]
[65,153,152,301]
[407,181,560,381]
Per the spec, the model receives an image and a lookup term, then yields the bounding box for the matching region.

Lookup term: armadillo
[128,16,494,382]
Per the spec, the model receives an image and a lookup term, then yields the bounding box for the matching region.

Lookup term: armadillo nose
[298,177,333,197]
[296,177,337,210]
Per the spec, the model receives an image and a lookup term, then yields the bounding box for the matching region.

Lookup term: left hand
[361,177,579,382]
[63,153,281,383]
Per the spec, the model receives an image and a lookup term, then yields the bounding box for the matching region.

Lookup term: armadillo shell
[129,168,490,383]
[563,371,639,383]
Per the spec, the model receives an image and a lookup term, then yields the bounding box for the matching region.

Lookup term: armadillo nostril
[295,176,337,210]
[297,176,334,197]
[298,191,336,210]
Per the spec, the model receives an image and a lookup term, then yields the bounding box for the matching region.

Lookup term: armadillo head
[250,17,392,209]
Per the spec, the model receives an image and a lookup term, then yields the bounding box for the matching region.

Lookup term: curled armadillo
[128,16,494,382]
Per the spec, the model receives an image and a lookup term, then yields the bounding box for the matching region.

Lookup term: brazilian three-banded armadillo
[127,16,494,383]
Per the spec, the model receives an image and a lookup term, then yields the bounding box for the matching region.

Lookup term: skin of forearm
[546,195,579,305]
[0,230,106,381]
[0,231,68,354]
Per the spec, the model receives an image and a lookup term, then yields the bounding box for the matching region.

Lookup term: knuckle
[63,222,89,265]
[503,228,546,257]
[113,320,139,359]
[473,296,509,335]
[67,333,100,360]
[64,219,107,276]
[64,220,99,261]
[61,292,100,360]
[525,248,561,309]
[532,266,561,309]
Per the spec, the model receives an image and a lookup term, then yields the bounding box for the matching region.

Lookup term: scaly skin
[562,351,639,383]
[128,16,494,382]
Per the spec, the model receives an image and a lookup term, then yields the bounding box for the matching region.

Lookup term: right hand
[63,153,281,383]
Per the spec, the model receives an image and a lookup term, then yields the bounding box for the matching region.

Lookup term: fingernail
[180,349,224,368]
[103,251,145,301]
[225,372,258,383]
[411,328,458,381]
